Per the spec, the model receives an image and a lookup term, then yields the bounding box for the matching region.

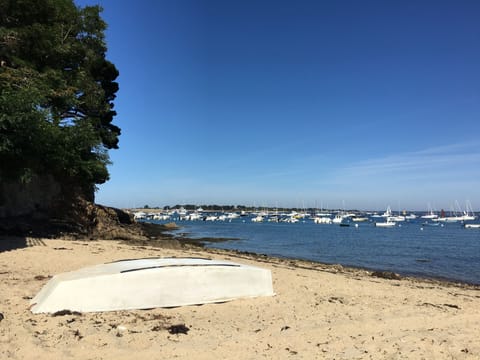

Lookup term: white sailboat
[458,200,476,221]
[381,206,392,218]
[421,204,438,219]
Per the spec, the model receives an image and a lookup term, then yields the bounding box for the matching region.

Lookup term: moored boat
[375,221,396,228]
[251,215,264,222]
[313,216,332,224]
[352,217,369,222]
[422,222,441,227]
[381,206,393,218]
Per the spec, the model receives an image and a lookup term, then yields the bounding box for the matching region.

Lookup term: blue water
[152,218,480,285]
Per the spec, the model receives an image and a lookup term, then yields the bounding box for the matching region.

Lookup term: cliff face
[0,174,62,218]
[0,174,136,238]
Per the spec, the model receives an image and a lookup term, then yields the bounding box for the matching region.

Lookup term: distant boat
[30,258,275,313]
[153,213,171,221]
[315,212,332,217]
[283,216,299,223]
[251,215,264,222]
[351,217,369,222]
[388,215,405,222]
[133,211,147,220]
[313,216,332,224]
[421,213,438,220]
[464,224,480,229]
[381,206,393,218]
[332,212,349,224]
[421,204,438,219]
[186,212,202,221]
[422,222,440,227]
[267,215,281,222]
[432,202,476,223]
[176,207,188,216]
[226,212,240,219]
[434,217,460,223]
[458,200,476,221]
[375,220,396,228]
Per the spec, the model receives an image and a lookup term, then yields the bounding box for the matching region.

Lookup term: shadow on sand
[0,236,28,253]
[0,237,48,253]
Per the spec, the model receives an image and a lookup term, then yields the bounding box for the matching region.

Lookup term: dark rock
[34,275,50,281]
[167,324,189,335]
[443,303,460,309]
[52,310,82,317]
[371,271,402,280]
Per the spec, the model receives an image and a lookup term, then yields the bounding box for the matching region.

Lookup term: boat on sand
[30,257,274,313]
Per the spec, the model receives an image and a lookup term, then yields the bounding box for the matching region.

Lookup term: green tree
[0,0,119,213]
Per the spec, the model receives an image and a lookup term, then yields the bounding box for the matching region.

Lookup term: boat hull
[30,258,274,313]
[375,222,396,227]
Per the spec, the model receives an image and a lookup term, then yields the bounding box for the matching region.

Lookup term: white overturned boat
[30,258,274,314]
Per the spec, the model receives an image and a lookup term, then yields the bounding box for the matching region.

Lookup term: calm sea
[151,217,480,285]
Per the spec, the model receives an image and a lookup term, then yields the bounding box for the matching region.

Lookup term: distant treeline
[141,204,359,212]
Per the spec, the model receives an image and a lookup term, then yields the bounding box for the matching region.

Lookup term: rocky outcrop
[0,174,179,243]
[0,194,179,244]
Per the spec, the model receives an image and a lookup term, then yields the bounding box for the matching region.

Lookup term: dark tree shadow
[0,236,28,253]
[0,215,64,252]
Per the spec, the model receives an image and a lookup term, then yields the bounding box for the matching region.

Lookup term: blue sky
[76,0,480,211]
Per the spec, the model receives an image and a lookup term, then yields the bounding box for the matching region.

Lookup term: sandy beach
[1,237,479,359]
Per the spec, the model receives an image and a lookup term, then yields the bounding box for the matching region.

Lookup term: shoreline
[205,246,480,290]
[173,239,480,290]
[160,224,480,289]
[1,236,480,359]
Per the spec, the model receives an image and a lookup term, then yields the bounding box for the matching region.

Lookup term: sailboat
[421,204,438,219]
[381,206,392,218]
[459,200,476,221]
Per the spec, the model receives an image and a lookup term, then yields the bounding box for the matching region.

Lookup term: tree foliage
[0,0,120,198]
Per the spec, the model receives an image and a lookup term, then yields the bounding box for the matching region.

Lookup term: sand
[1,237,479,359]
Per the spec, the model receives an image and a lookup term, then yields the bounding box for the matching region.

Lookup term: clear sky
[76,0,480,211]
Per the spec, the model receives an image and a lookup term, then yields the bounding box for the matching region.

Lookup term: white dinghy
[30,257,274,313]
